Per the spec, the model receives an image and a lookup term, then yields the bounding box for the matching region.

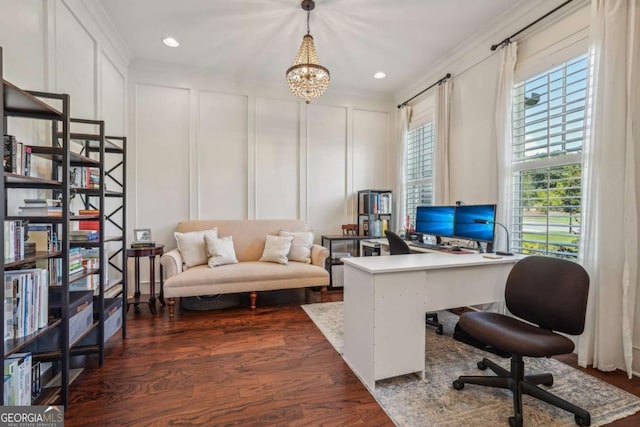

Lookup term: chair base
[426,312,444,335]
[453,356,591,427]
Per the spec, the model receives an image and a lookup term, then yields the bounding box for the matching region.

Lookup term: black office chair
[452,256,591,427]
[384,230,444,335]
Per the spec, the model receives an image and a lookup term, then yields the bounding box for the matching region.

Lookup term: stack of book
[17,199,62,217]
[69,230,99,241]
[131,241,156,248]
[78,209,99,231]
[69,247,84,276]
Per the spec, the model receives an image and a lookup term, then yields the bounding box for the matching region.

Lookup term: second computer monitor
[415,206,455,238]
[453,204,497,243]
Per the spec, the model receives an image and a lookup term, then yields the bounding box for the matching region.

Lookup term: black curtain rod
[397,73,451,109]
[490,0,574,51]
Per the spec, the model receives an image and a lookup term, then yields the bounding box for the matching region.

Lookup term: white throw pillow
[205,235,239,267]
[174,228,218,268]
[279,230,314,263]
[259,235,294,265]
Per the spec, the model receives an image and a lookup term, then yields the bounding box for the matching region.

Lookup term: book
[131,241,156,248]
[6,353,32,405]
[3,134,16,173]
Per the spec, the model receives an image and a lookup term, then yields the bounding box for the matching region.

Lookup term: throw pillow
[174,228,218,268]
[259,235,294,265]
[279,230,314,263]
[205,235,239,267]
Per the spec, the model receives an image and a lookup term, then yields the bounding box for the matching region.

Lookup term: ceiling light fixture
[162,37,180,48]
[286,0,330,104]
[374,72,386,79]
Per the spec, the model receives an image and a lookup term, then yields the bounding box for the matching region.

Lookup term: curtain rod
[397,73,451,109]
[490,0,574,51]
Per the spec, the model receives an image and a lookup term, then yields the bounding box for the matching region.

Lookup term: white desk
[342,252,523,390]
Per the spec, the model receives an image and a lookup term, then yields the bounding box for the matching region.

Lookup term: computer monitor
[453,204,497,243]
[415,206,455,239]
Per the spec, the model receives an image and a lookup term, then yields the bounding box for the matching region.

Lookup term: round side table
[126,244,165,315]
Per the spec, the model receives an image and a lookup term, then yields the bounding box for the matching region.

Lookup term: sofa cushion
[174,228,218,268]
[279,230,313,263]
[164,261,329,298]
[259,235,294,265]
[205,235,239,267]
[175,220,307,262]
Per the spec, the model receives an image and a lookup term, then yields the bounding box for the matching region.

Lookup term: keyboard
[409,241,446,250]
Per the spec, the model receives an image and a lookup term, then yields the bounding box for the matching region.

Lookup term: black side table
[126,244,165,314]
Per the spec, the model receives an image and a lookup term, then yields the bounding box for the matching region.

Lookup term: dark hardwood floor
[64,289,640,426]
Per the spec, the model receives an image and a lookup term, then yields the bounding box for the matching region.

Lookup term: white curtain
[433,80,452,205]
[578,0,639,378]
[494,42,517,253]
[394,106,412,232]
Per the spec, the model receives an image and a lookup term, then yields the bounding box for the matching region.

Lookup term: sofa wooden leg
[320,286,327,303]
[168,298,176,319]
[250,292,257,309]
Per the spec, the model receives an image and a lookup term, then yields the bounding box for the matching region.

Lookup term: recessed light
[162,37,180,48]
[374,72,386,79]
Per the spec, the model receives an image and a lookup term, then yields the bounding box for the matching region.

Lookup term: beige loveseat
[160,219,330,319]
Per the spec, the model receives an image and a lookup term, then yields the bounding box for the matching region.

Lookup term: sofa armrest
[161,248,183,279]
[310,244,329,268]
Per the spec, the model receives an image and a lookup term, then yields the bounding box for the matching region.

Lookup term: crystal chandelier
[286,0,330,104]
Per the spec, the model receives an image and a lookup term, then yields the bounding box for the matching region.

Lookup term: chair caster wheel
[477,360,487,370]
[452,380,464,390]
[436,326,443,335]
[543,378,554,387]
[508,415,523,427]
[575,414,591,426]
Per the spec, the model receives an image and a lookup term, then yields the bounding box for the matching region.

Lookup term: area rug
[302,301,640,427]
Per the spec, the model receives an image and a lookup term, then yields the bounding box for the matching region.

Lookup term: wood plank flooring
[64,289,640,426]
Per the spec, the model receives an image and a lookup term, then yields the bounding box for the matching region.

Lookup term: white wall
[129,61,393,249]
[0,0,131,285]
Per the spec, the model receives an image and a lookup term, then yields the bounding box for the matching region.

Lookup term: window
[511,54,588,259]
[406,122,433,225]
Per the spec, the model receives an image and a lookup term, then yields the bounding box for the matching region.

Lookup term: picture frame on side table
[132,228,154,247]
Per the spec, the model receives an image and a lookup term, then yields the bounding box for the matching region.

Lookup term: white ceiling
[98,0,530,97]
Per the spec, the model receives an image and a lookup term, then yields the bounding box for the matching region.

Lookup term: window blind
[406,122,433,223]
[511,54,587,259]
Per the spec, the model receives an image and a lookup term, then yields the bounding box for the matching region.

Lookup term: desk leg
[148,256,157,315]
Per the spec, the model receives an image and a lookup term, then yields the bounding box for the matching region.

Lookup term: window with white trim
[406,122,433,225]
[511,54,588,259]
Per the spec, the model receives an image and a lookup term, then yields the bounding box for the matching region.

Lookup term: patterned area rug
[302,301,640,427]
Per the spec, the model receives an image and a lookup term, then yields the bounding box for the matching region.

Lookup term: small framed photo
[133,228,152,243]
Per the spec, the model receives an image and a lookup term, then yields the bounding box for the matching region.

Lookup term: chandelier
[286,0,330,104]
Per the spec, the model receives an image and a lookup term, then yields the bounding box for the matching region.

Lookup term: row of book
[360,192,393,214]
[70,166,100,189]
[4,134,32,176]
[4,220,26,260]
[4,220,62,261]
[4,268,49,341]
[4,352,32,405]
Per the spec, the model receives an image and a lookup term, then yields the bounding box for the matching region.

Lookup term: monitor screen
[453,204,497,243]
[415,206,455,237]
